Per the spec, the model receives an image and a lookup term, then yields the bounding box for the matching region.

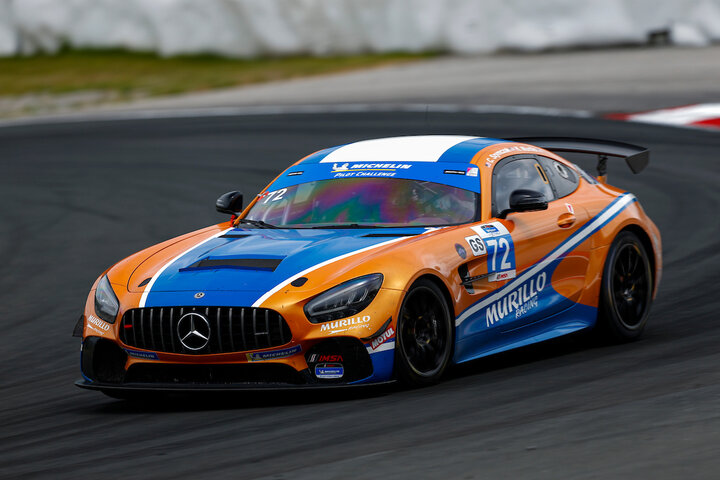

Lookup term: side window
[492,158,554,216]
[538,157,580,198]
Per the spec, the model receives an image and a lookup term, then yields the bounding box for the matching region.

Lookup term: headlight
[94,275,120,324]
[304,274,383,323]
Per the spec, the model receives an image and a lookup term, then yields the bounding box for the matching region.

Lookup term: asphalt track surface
[1,112,719,479]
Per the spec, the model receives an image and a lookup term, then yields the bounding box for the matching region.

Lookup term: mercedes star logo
[177,312,211,351]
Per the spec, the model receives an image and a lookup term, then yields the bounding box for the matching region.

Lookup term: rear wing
[509,137,649,183]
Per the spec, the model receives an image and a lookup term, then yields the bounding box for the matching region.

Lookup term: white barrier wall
[1,0,720,57]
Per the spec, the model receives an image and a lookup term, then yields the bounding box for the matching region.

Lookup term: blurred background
[2,1,720,479]
[1,0,720,120]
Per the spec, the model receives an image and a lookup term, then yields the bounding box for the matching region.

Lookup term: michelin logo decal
[332,162,412,178]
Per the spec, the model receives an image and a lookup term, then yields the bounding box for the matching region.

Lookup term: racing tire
[597,231,654,342]
[395,279,454,387]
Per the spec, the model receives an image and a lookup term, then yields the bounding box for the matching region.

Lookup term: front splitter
[75,379,395,393]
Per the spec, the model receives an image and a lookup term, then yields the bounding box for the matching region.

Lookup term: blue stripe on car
[436,137,505,162]
[142,228,423,308]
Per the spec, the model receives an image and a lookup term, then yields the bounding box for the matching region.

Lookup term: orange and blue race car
[75,135,661,395]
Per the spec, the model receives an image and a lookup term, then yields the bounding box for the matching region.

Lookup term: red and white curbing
[607,103,720,130]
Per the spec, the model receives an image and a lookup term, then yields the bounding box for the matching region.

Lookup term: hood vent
[181,257,283,272]
[219,233,250,239]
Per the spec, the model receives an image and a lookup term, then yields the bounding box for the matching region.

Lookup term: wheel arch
[618,224,656,286]
[407,274,457,360]
[408,273,455,319]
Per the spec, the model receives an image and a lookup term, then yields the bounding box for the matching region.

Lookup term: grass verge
[0,49,434,98]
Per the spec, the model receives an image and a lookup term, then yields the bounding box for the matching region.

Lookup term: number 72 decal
[468,222,517,282]
[261,188,287,203]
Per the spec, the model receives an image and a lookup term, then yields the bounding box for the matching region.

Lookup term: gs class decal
[465,222,517,282]
[464,234,486,256]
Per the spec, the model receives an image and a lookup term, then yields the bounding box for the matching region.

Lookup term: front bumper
[77,333,395,390]
[77,286,402,391]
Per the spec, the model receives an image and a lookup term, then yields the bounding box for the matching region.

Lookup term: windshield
[245,177,478,228]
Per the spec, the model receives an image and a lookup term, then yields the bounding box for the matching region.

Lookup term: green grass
[0,49,434,98]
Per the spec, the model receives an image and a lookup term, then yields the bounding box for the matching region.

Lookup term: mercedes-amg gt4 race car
[75,135,661,395]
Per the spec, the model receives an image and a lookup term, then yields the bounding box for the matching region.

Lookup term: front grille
[119,306,292,355]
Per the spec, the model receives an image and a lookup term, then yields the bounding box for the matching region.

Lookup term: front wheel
[395,279,454,386]
[597,231,654,342]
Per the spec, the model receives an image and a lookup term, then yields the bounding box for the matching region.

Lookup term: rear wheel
[395,279,453,386]
[597,231,653,341]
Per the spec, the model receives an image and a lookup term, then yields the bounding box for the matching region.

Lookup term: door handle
[557,213,576,228]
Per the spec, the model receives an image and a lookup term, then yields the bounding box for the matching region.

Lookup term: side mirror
[500,189,548,218]
[216,191,243,215]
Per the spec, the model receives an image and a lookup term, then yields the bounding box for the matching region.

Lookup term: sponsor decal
[246,344,302,362]
[124,349,159,360]
[315,363,344,379]
[320,315,372,335]
[485,145,543,166]
[308,354,344,363]
[371,326,395,351]
[486,272,547,327]
[480,224,500,235]
[471,223,516,280]
[565,203,574,214]
[488,269,516,282]
[464,234,487,256]
[443,169,466,175]
[88,314,110,331]
[466,167,479,177]
[455,243,467,259]
[331,162,412,179]
[86,324,107,336]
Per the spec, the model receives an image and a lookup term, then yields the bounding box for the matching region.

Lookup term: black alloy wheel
[597,231,654,341]
[395,279,453,386]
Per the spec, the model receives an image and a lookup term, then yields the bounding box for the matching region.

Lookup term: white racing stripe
[251,236,408,308]
[138,228,232,307]
[319,135,479,164]
[455,194,636,326]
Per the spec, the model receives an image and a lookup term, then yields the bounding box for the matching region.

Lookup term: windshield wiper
[237,218,278,229]
[309,224,378,229]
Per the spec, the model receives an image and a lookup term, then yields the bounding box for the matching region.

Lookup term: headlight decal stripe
[251,235,410,308]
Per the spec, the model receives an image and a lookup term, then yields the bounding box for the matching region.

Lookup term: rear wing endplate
[509,137,649,181]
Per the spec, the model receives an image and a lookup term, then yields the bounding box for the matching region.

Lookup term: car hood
[127,227,424,306]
